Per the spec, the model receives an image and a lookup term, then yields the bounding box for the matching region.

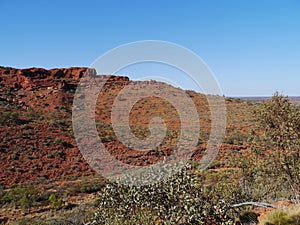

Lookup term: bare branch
[220,200,277,209]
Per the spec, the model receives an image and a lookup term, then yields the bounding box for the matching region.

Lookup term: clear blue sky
[1,0,299,96]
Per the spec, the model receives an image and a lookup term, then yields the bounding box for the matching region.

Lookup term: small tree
[235,92,300,202]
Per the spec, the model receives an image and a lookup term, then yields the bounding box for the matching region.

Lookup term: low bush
[235,210,259,225]
[1,184,40,213]
[49,194,63,211]
[223,132,248,145]
[262,207,300,225]
[0,111,20,126]
[90,165,234,225]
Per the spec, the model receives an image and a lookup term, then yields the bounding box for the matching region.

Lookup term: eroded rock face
[0,67,97,91]
[51,67,96,80]
[0,66,129,111]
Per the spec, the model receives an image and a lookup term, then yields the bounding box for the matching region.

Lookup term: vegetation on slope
[1,66,299,224]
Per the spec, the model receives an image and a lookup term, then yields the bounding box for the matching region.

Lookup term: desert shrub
[54,151,64,158]
[10,152,19,160]
[49,194,63,210]
[232,92,300,202]
[0,111,20,125]
[1,184,40,213]
[79,182,103,194]
[262,208,300,225]
[13,203,98,224]
[223,132,248,145]
[0,185,5,205]
[11,218,72,225]
[64,178,105,195]
[11,218,48,225]
[47,154,54,159]
[53,138,62,144]
[91,165,233,225]
[198,131,210,144]
[235,210,259,225]
[96,122,116,142]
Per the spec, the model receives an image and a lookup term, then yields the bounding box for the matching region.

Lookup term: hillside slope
[0,67,254,186]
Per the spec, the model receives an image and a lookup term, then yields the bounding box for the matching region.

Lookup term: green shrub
[54,151,64,158]
[1,185,40,213]
[47,154,54,159]
[232,92,300,201]
[0,111,20,125]
[53,138,62,144]
[49,194,63,211]
[262,208,300,225]
[91,166,233,225]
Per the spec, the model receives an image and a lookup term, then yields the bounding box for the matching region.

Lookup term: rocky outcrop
[0,67,97,90]
[0,66,130,111]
